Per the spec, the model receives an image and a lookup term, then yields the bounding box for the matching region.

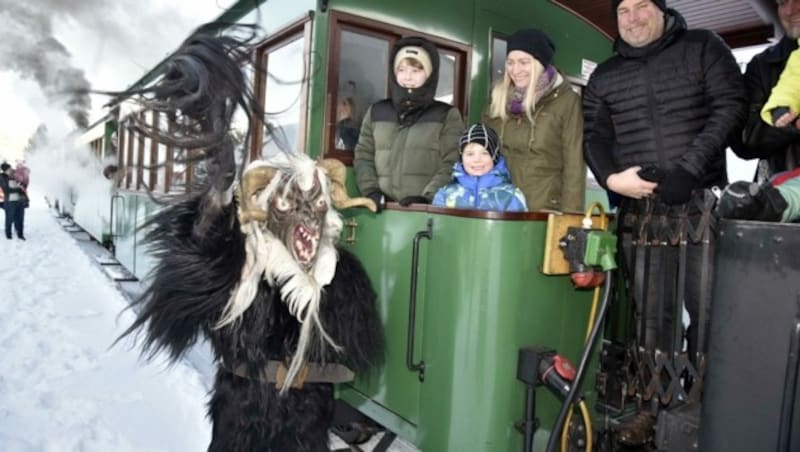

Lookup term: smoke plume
[0,1,92,129]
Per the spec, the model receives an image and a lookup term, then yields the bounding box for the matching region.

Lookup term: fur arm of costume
[317,246,384,374]
[120,194,245,361]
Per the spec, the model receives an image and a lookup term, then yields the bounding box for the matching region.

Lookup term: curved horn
[238,165,278,224]
[319,159,377,213]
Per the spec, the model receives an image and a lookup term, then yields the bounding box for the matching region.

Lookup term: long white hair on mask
[218,152,344,392]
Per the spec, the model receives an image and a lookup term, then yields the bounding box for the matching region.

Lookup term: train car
[65,0,800,451]
[72,114,118,245]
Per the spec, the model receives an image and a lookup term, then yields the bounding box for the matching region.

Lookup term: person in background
[760,41,800,127]
[0,162,26,240]
[13,161,29,189]
[354,36,463,212]
[336,97,360,151]
[482,28,585,212]
[582,0,745,444]
[731,0,800,179]
[433,123,527,212]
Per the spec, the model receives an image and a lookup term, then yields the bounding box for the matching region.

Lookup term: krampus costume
[119,26,383,452]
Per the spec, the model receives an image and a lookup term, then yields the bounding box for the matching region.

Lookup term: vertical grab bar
[109,192,123,257]
[407,218,432,382]
[777,295,800,451]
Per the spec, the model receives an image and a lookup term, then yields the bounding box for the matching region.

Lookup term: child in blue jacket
[433,123,527,212]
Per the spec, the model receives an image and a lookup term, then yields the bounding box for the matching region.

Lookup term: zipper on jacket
[472,176,480,208]
[644,60,667,170]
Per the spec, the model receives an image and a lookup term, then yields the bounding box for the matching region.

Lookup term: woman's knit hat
[506,28,556,67]
[459,123,501,163]
[612,0,666,13]
[394,46,433,78]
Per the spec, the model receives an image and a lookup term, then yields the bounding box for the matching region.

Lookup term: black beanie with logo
[612,0,666,13]
[505,28,556,67]
[459,123,501,164]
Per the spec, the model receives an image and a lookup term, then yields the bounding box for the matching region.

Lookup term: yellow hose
[559,203,607,452]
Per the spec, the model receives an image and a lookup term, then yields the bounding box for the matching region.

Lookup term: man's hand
[773,109,800,129]
[606,166,658,200]
[657,167,699,205]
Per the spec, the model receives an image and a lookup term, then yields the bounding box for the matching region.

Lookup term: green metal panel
[328,0,475,42]
[339,209,432,442]
[342,208,600,451]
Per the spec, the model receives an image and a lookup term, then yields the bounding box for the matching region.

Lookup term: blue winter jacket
[432,157,527,212]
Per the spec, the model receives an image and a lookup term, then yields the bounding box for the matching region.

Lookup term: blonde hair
[395,57,425,72]
[487,56,545,124]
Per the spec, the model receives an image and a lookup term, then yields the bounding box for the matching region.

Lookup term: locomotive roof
[557,0,779,49]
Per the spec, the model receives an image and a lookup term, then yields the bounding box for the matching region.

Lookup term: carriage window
[335,31,390,152]
[142,111,154,191]
[490,36,507,89]
[155,113,168,192]
[325,12,469,164]
[260,35,306,157]
[436,52,457,104]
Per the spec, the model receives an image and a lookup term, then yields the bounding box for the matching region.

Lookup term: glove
[657,167,699,205]
[366,191,387,213]
[718,181,788,222]
[771,106,792,126]
[398,195,429,207]
[637,165,665,183]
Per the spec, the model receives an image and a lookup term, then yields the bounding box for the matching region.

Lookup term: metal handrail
[406,218,432,382]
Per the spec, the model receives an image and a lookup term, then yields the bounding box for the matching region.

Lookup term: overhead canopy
[552,0,780,48]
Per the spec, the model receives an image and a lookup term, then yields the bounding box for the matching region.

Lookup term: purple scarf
[508,65,556,116]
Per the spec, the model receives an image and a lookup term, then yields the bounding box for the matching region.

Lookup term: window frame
[250,15,313,162]
[323,10,471,165]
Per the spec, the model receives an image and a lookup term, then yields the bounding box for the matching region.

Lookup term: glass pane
[335,31,390,152]
[230,106,250,168]
[132,130,141,189]
[262,37,305,156]
[142,112,153,190]
[171,147,188,193]
[156,114,169,192]
[435,51,456,104]
[491,37,507,88]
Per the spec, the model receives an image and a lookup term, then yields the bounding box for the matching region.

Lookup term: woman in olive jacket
[483,28,585,212]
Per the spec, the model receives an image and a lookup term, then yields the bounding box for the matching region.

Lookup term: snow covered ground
[0,198,211,452]
[0,196,414,452]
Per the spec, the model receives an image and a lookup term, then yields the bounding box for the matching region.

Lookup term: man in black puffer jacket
[730,0,800,179]
[583,0,746,445]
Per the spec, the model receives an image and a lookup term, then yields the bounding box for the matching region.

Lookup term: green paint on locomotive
[340,208,600,450]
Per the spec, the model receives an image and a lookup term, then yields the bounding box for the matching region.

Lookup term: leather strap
[229,361,355,389]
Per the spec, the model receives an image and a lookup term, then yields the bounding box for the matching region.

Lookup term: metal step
[101,264,138,282]
[93,253,119,266]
